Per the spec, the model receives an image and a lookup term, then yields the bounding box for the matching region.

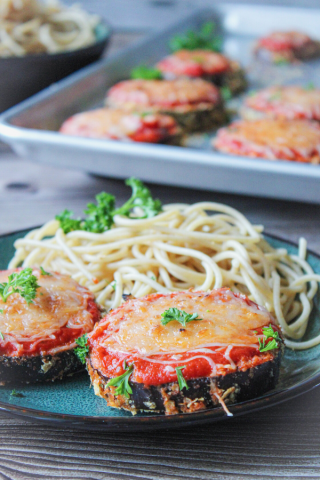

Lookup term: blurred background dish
[0,0,110,112]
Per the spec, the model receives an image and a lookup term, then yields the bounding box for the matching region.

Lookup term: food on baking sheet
[213,118,320,163]
[85,289,283,415]
[0,0,102,56]
[169,21,222,53]
[105,78,228,132]
[0,267,100,383]
[156,50,247,95]
[60,108,182,145]
[254,31,320,63]
[241,85,320,121]
[10,178,320,353]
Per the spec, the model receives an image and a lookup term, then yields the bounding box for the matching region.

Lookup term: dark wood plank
[0,387,319,479]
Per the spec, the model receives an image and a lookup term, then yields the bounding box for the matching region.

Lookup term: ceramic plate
[0,228,320,431]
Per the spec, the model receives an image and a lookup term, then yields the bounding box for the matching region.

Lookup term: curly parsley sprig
[161,308,202,327]
[106,361,134,398]
[131,65,163,80]
[56,178,162,234]
[74,334,89,364]
[169,21,222,52]
[0,268,40,305]
[258,324,281,352]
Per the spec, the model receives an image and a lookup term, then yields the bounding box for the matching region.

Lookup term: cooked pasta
[8,201,320,350]
[0,0,101,56]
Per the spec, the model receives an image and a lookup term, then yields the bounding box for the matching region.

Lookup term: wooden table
[1,29,320,480]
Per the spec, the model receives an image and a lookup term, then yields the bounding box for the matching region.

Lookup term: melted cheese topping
[259,31,312,51]
[246,86,320,120]
[94,289,274,356]
[0,268,95,342]
[214,119,320,163]
[106,79,220,110]
[157,49,230,76]
[60,108,179,141]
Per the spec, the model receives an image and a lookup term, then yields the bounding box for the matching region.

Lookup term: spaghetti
[8,201,320,350]
[0,0,101,56]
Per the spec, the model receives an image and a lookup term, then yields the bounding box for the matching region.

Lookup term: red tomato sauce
[1,298,100,357]
[89,323,279,387]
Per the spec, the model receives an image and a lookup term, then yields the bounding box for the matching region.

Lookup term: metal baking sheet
[1,5,320,203]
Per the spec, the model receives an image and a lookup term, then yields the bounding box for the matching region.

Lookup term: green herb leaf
[74,334,89,364]
[269,92,282,101]
[111,281,116,291]
[258,324,281,352]
[55,209,82,234]
[131,65,163,80]
[107,363,134,398]
[220,86,232,101]
[0,268,40,305]
[304,82,315,91]
[40,266,52,276]
[83,192,115,233]
[0,310,3,315]
[10,389,24,397]
[176,366,189,391]
[0,332,3,340]
[56,178,162,234]
[169,21,222,52]
[116,178,162,219]
[161,308,202,327]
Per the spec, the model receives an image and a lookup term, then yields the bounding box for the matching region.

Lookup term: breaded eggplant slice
[213,118,320,164]
[241,86,320,122]
[0,268,100,384]
[87,289,283,415]
[156,49,247,95]
[60,108,182,145]
[254,31,320,63]
[105,78,228,133]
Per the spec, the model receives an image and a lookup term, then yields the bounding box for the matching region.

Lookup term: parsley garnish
[40,266,51,276]
[0,332,3,340]
[220,86,232,101]
[169,22,222,52]
[304,82,315,91]
[10,389,24,397]
[56,178,162,234]
[131,65,163,80]
[0,310,3,315]
[111,281,116,291]
[258,324,281,352]
[55,209,82,234]
[0,268,40,305]
[161,308,202,327]
[74,334,89,364]
[176,366,189,391]
[106,362,134,398]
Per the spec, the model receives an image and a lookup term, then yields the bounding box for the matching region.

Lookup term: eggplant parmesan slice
[156,49,247,95]
[0,268,100,384]
[241,86,320,122]
[59,108,182,145]
[213,118,320,163]
[254,31,320,63]
[87,289,283,415]
[105,79,228,133]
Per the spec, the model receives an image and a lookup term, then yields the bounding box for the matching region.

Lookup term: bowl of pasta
[0,0,111,112]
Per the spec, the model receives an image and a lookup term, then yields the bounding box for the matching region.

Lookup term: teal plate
[0,228,320,431]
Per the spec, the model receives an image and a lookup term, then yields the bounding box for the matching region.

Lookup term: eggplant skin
[0,349,84,384]
[164,102,228,133]
[209,67,248,96]
[87,348,282,416]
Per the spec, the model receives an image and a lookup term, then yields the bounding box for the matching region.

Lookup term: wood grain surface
[1,22,320,479]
